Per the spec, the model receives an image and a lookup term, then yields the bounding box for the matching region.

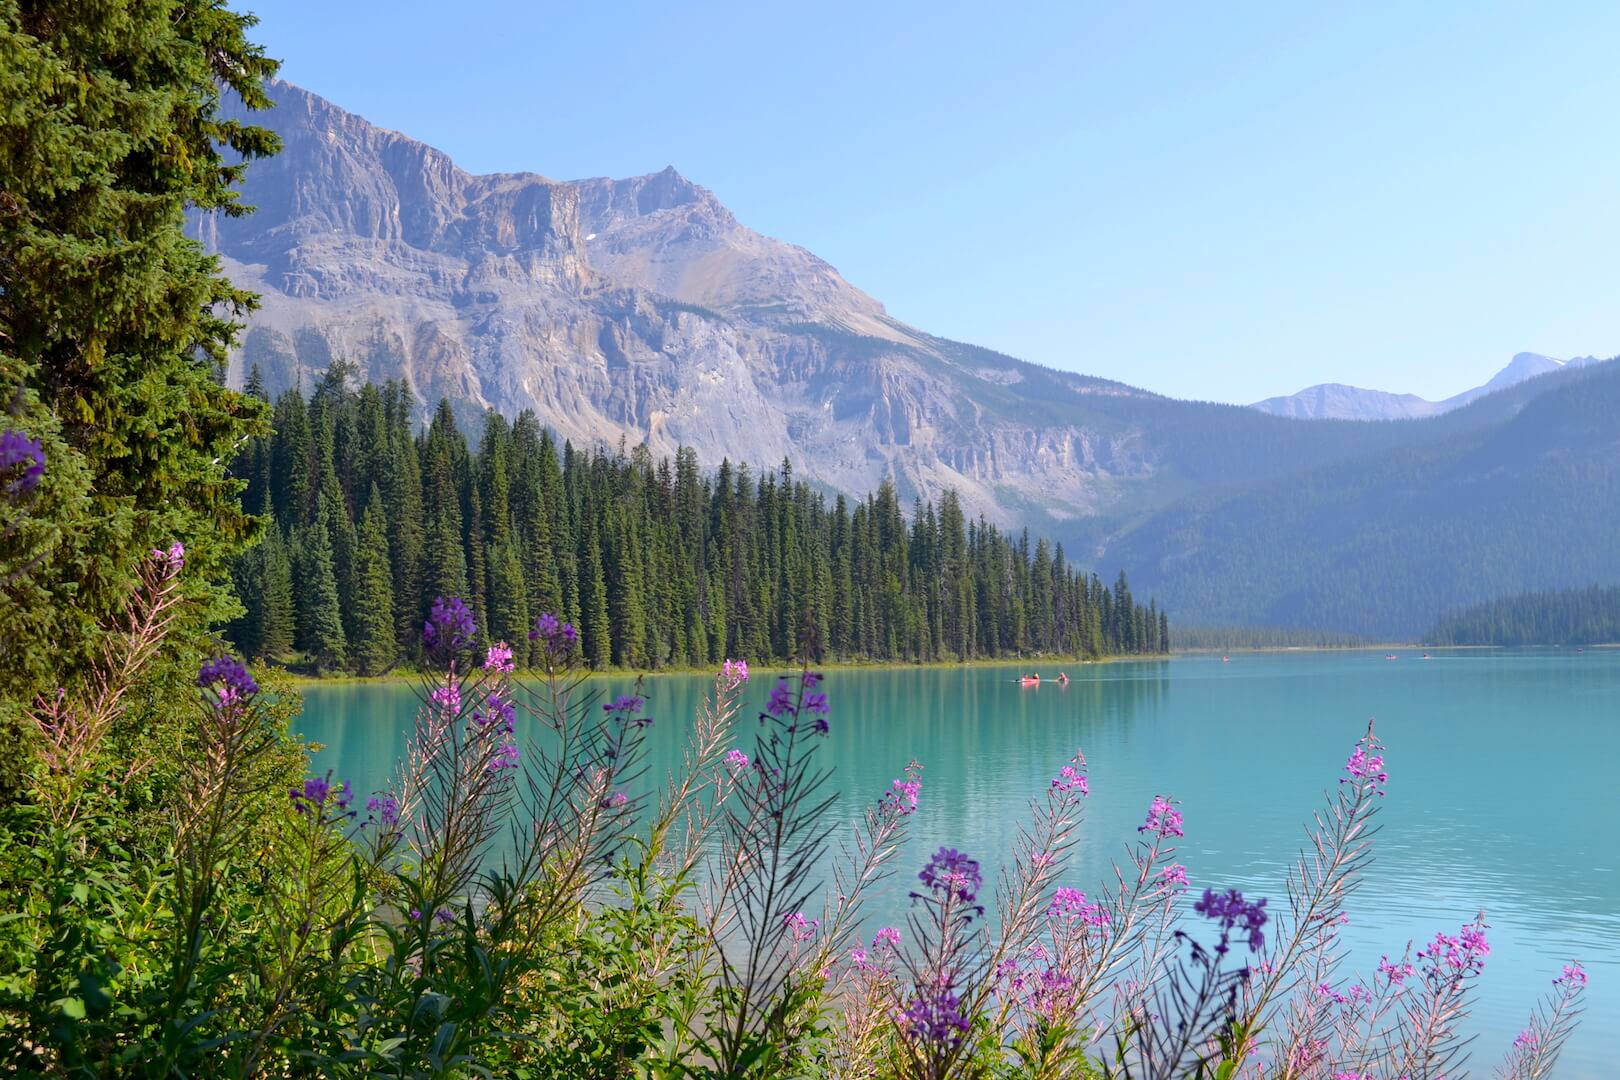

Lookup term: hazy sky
[249,1,1619,403]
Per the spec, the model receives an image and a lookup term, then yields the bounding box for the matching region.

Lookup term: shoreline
[272,652,1171,687]
[271,641,1620,687]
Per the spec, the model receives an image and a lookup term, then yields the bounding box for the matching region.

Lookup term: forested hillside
[226,364,1167,672]
[1103,358,1620,638]
[1428,585,1620,646]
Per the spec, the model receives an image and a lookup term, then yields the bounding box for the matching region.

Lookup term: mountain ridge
[1250,352,1601,421]
[199,80,1488,539]
[196,80,1617,637]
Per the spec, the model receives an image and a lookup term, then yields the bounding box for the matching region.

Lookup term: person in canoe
[1057,671,1069,685]
[1019,673,1040,686]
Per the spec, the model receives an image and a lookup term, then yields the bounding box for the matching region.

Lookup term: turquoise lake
[296,649,1618,1075]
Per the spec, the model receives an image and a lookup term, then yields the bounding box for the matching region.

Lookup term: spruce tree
[351,492,397,675]
[580,515,612,669]
[0,1,279,749]
[260,525,296,659]
[488,543,530,651]
[301,496,348,672]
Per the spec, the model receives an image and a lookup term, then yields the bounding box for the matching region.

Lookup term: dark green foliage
[1428,585,1620,646]
[227,379,1166,670]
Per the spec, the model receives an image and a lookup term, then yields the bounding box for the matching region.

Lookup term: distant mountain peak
[1251,351,1592,421]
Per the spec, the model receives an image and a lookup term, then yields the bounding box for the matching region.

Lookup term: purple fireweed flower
[873,927,902,953]
[290,775,338,814]
[434,907,454,925]
[724,748,750,772]
[365,794,400,827]
[483,641,515,672]
[1193,887,1269,955]
[1051,763,1089,795]
[850,947,870,970]
[529,611,578,656]
[1138,794,1185,838]
[1161,864,1190,887]
[0,429,45,499]
[765,678,796,717]
[783,912,820,943]
[720,658,749,690]
[1378,956,1414,985]
[475,693,516,733]
[198,656,258,704]
[1513,1029,1539,1051]
[409,908,423,921]
[1559,962,1587,987]
[488,741,521,773]
[803,691,829,714]
[802,671,822,688]
[423,596,476,656]
[604,694,645,715]
[917,847,982,904]
[901,983,971,1051]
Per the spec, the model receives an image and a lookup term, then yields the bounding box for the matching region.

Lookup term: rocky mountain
[197,81,1495,540]
[1250,352,1600,421]
[196,82,1616,636]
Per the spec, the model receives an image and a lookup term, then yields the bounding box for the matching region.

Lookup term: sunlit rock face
[195,80,1174,536]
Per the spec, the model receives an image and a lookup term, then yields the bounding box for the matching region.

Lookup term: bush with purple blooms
[0,572,1590,1078]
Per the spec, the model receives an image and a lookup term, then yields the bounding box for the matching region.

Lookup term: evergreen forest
[225,364,1169,674]
[1427,585,1620,646]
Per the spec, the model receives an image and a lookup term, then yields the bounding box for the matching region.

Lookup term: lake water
[295,649,1619,1076]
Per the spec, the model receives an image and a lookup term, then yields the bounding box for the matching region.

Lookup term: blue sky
[249,1,1620,404]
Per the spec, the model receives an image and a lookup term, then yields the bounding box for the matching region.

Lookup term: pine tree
[351,490,397,675]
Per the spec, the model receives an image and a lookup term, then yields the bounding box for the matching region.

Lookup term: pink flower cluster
[1138,795,1185,839]
[883,774,922,816]
[151,541,185,575]
[1047,886,1110,926]
[430,684,461,714]
[483,641,515,673]
[1558,962,1587,987]
[1051,763,1089,796]
[1417,921,1490,976]
[1160,863,1190,887]
[724,748,750,773]
[719,658,749,691]
[872,926,901,953]
[783,911,819,944]
[1343,739,1389,796]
